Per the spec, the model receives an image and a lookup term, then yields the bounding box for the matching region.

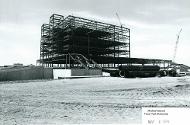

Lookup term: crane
[116,12,124,36]
[116,12,122,27]
[172,28,182,63]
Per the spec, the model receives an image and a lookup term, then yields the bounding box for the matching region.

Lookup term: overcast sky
[0,0,190,66]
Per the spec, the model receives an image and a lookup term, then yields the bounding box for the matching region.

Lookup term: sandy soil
[0,76,190,124]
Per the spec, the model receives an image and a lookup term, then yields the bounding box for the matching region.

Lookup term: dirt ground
[1,76,190,124]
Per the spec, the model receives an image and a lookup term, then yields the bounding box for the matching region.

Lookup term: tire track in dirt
[87,83,190,107]
[1,77,190,124]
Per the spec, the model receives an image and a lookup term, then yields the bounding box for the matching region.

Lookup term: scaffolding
[39,14,130,68]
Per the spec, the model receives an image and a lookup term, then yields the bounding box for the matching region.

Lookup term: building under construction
[38,14,171,70]
[0,14,189,81]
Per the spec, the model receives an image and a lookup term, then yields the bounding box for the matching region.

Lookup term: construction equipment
[116,13,122,27]
[118,65,160,78]
[172,28,182,62]
[167,28,184,77]
[108,65,161,78]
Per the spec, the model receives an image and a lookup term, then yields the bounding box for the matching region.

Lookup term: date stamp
[142,107,190,125]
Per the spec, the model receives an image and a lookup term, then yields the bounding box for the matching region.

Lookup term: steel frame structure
[39,14,130,68]
[38,14,171,69]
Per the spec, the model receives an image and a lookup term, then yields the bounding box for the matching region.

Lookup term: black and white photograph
[0,0,190,124]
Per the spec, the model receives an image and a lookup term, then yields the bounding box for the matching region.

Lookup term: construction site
[36,14,189,78]
[0,14,189,81]
[1,14,190,125]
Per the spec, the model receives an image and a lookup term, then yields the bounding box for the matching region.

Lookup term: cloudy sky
[0,0,189,66]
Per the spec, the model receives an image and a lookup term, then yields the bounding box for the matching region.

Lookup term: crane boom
[116,13,122,27]
[172,28,182,62]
